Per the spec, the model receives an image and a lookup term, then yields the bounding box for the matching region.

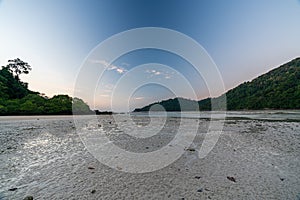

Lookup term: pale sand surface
[0,114,299,199]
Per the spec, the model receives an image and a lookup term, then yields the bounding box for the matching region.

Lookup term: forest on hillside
[134,57,300,112]
[0,58,93,115]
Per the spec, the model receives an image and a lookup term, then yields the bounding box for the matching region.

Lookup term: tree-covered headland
[134,57,300,111]
[0,58,93,115]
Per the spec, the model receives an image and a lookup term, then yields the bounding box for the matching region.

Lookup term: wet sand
[0,115,300,199]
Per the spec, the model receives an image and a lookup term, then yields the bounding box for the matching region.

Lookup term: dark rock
[227,176,236,182]
[145,147,149,149]
[185,148,195,152]
[23,196,33,200]
[195,176,201,179]
[91,189,96,194]
[8,187,18,191]
[88,166,95,170]
[280,177,285,181]
[197,188,203,192]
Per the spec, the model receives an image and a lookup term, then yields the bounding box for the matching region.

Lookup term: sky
[0,0,300,112]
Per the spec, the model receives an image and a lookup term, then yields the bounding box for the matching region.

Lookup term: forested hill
[134,57,300,111]
[0,58,93,115]
[223,57,300,109]
[134,97,200,112]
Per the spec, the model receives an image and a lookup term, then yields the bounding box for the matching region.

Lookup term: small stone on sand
[23,196,33,200]
[8,187,17,191]
[227,176,236,182]
[185,148,195,152]
[197,188,203,192]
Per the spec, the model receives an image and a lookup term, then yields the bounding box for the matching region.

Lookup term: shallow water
[131,110,300,121]
[0,113,300,199]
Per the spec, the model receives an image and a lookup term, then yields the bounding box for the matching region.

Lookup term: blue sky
[0,0,300,111]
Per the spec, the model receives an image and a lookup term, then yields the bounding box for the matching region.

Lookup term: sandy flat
[0,115,299,199]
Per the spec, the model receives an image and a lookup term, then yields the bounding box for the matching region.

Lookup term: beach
[0,112,300,199]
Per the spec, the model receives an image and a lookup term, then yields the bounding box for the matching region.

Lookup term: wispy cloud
[103,83,114,90]
[121,62,130,67]
[134,97,144,100]
[90,59,127,74]
[145,69,174,79]
[116,68,125,74]
[99,94,110,97]
[97,83,115,98]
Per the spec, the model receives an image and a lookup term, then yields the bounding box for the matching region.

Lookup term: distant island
[134,57,300,112]
[0,58,93,115]
[94,110,113,115]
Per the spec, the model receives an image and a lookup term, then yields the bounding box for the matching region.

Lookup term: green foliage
[44,95,72,115]
[0,67,29,99]
[19,94,46,114]
[73,97,94,114]
[0,104,8,114]
[0,92,92,115]
[134,57,300,111]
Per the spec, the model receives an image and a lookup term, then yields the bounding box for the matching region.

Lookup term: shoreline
[1,110,300,122]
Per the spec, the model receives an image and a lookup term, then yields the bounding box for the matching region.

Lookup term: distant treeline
[134,57,300,111]
[0,58,93,115]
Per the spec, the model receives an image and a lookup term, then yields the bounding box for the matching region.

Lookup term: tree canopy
[6,58,32,79]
